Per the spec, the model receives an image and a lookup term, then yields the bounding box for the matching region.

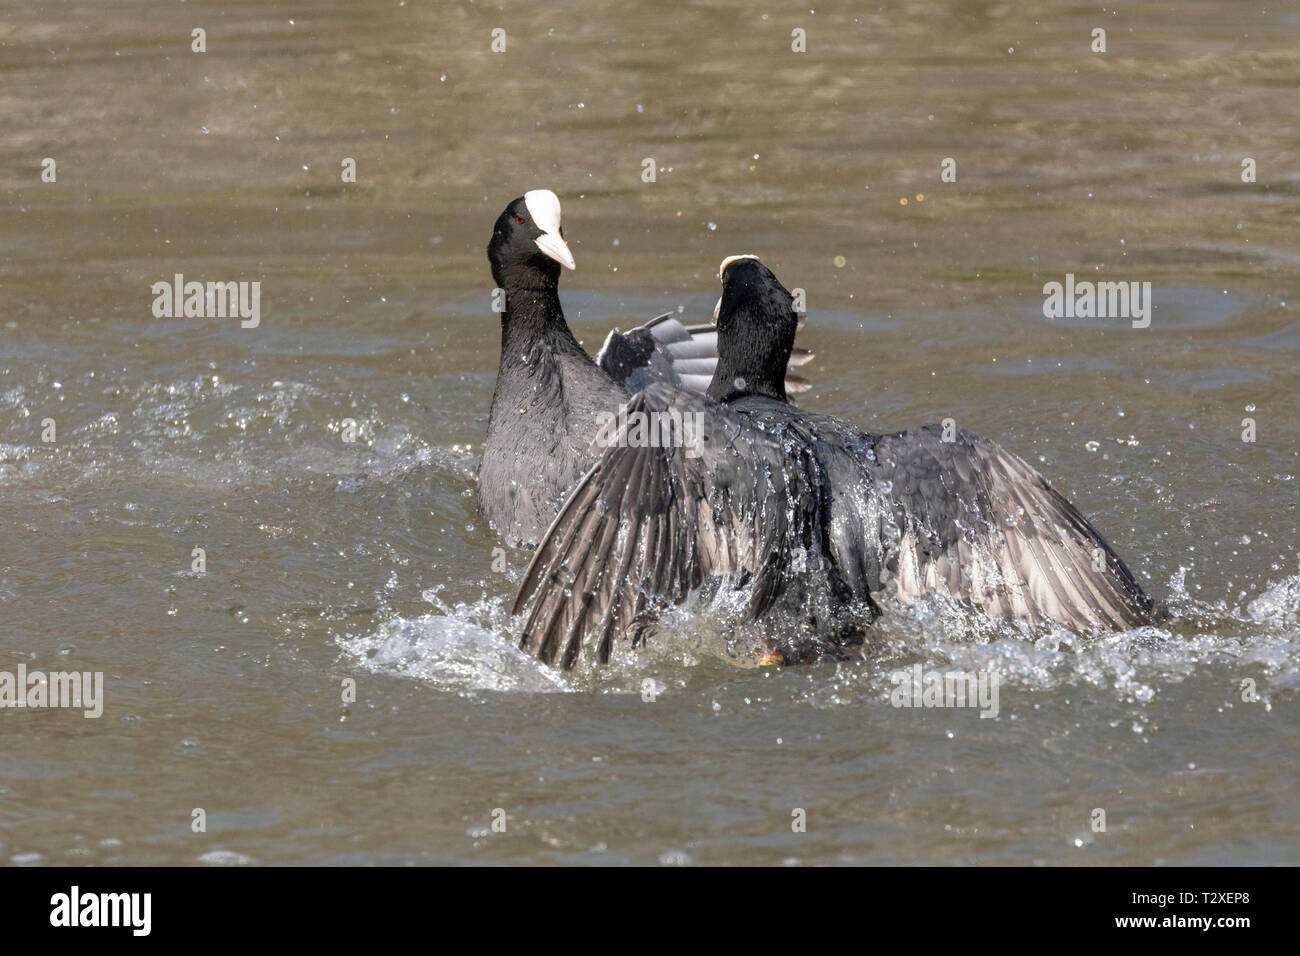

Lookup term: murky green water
[1,1,1297,865]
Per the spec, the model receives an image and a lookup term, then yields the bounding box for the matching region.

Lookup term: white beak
[534,231,575,270]
[712,296,722,323]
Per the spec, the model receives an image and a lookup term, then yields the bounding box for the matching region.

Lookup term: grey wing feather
[512,384,819,668]
[596,314,815,396]
[866,425,1151,629]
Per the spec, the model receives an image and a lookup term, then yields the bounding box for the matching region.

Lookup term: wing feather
[869,426,1150,629]
[596,315,815,397]
[514,385,820,667]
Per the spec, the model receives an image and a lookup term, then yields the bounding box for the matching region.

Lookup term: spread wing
[511,404,1154,671]
[596,314,813,396]
[866,425,1152,630]
[511,385,822,669]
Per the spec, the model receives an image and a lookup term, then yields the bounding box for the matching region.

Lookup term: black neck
[706,359,787,404]
[498,279,589,365]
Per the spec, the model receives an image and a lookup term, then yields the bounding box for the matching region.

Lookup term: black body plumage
[479,195,814,548]
[513,258,1153,669]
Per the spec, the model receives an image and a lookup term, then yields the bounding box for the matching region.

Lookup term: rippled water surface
[1,1,1298,865]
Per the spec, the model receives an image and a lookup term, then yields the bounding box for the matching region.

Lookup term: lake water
[1,0,1297,865]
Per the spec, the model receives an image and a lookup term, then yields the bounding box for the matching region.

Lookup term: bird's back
[479,344,624,548]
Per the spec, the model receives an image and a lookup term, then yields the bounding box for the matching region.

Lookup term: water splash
[337,590,568,694]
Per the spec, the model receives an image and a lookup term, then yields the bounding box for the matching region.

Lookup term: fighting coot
[513,256,1152,668]
[480,192,809,547]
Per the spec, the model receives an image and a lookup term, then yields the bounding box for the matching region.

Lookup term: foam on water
[337,589,569,694]
[344,556,1300,709]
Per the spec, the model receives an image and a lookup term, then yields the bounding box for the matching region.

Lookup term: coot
[479,191,809,547]
[513,256,1153,668]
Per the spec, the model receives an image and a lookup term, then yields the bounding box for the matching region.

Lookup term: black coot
[479,191,810,547]
[513,256,1153,669]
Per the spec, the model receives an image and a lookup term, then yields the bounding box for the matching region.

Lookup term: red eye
[515,215,527,225]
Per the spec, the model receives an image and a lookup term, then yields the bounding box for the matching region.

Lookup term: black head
[707,255,799,403]
[486,189,576,290]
